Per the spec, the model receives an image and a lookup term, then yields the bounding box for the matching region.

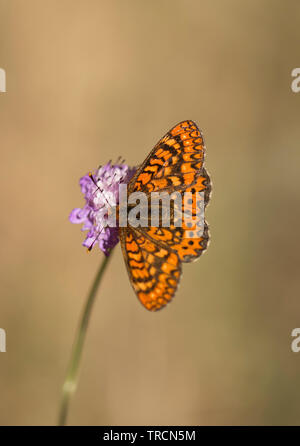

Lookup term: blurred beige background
[0,0,300,425]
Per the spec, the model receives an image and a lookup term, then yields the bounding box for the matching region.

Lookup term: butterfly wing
[120,226,181,311]
[128,120,206,194]
[143,170,211,263]
[121,120,210,310]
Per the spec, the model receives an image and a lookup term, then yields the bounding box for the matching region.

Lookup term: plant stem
[58,253,112,426]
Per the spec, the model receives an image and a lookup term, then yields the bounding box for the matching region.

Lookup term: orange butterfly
[119,120,211,311]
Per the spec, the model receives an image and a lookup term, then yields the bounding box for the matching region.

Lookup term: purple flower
[69,161,136,256]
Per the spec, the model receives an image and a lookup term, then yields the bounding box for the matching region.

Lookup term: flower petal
[69,207,89,224]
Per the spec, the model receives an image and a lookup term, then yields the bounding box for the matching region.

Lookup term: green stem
[58,252,112,426]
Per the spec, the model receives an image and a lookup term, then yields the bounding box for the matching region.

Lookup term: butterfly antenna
[87,226,105,252]
[89,161,122,213]
[89,172,111,208]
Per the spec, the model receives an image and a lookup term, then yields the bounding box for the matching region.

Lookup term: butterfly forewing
[128,120,206,195]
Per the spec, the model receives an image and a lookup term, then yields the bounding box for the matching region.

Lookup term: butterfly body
[119,120,211,311]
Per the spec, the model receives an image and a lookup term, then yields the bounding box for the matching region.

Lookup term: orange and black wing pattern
[144,170,210,263]
[128,120,206,194]
[121,120,211,311]
[119,227,181,311]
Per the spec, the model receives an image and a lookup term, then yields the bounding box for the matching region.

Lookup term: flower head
[69,161,136,255]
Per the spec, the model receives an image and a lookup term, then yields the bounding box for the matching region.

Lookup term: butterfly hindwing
[140,169,211,262]
[120,227,181,311]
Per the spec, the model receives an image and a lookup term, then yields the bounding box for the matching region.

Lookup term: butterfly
[119,120,211,311]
